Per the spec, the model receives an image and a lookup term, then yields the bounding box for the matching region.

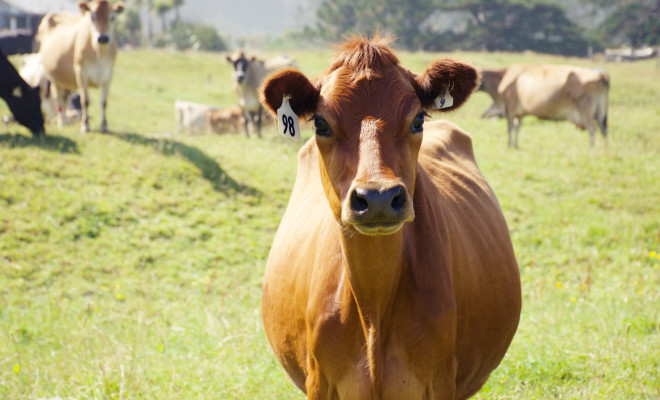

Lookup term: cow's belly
[333,358,428,400]
[326,346,436,400]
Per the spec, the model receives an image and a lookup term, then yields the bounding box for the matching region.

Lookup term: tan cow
[498,63,609,148]
[226,52,297,137]
[36,0,125,133]
[261,35,521,399]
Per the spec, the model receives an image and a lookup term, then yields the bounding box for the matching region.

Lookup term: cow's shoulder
[420,120,476,166]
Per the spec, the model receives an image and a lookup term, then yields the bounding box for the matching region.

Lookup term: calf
[205,106,245,134]
[175,100,218,134]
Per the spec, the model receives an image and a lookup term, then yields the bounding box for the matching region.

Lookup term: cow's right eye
[313,117,331,137]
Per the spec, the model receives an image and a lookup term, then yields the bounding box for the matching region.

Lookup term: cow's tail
[596,70,609,138]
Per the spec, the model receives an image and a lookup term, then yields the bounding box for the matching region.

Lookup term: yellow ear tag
[433,89,454,110]
[277,96,301,139]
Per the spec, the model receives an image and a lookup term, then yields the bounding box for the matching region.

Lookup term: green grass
[1,48,659,399]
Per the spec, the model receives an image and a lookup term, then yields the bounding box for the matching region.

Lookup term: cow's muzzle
[345,183,413,235]
[98,34,110,44]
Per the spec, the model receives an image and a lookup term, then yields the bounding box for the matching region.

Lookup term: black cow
[0,49,44,136]
[0,29,36,56]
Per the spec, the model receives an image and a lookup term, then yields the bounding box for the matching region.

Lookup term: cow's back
[37,13,83,89]
[500,64,608,119]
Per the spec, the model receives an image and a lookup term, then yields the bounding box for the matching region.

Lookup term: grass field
[1,46,659,399]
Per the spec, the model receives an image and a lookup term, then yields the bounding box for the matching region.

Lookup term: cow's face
[226,52,252,84]
[79,0,125,45]
[261,37,478,236]
[6,84,45,136]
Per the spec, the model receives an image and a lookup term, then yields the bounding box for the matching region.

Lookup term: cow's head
[79,0,125,45]
[261,34,478,236]
[226,52,255,84]
[6,84,45,136]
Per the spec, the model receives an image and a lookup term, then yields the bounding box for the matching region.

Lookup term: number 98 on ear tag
[277,97,301,140]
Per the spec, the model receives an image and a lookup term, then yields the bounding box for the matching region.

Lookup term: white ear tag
[433,89,454,110]
[12,86,23,98]
[277,97,301,139]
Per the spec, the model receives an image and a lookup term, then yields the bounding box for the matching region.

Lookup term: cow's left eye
[313,116,331,137]
[411,112,427,133]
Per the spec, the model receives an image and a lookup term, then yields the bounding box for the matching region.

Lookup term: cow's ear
[78,2,90,13]
[416,58,479,112]
[261,68,319,118]
[114,2,126,14]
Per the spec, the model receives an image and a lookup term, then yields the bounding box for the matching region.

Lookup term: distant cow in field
[260,35,521,399]
[477,68,505,118]
[0,29,36,56]
[205,106,245,134]
[0,49,44,136]
[498,64,609,148]
[175,100,217,134]
[226,52,297,137]
[36,0,125,133]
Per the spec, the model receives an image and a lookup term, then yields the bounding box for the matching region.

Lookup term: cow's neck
[340,229,406,394]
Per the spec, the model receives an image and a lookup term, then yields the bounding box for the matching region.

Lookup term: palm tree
[154,0,172,33]
[171,0,184,24]
[133,0,155,46]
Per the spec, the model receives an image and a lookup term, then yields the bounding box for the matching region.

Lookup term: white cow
[174,100,218,134]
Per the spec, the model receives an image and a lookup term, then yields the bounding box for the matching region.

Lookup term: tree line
[287,0,660,56]
[115,0,228,52]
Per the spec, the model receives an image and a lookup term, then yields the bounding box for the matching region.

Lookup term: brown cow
[205,106,246,134]
[260,35,521,399]
[36,0,125,133]
[498,63,609,148]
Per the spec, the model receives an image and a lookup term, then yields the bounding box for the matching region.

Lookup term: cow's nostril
[98,35,109,44]
[350,189,369,213]
[391,189,406,211]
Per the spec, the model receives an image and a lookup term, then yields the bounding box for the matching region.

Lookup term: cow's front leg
[50,84,66,128]
[305,359,333,400]
[100,81,111,133]
[76,71,90,134]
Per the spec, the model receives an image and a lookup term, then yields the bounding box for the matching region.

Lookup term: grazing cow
[36,0,125,133]
[0,49,44,136]
[260,36,521,399]
[174,100,218,134]
[205,106,246,134]
[498,63,609,148]
[476,68,505,118]
[226,52,297,137]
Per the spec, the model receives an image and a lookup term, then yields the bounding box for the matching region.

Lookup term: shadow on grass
[113,132,258,195]
[0,133,79,154]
